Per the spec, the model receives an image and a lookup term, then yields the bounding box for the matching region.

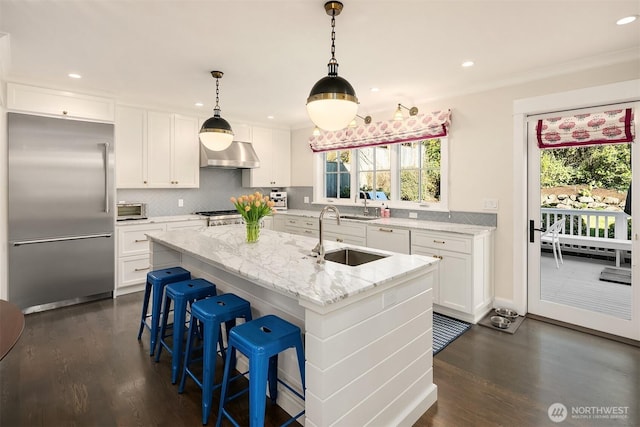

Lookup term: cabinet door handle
[336,238,344,242]
[288,220,296,224]
[305,222,314,226]
[433,239,446,244]
[134,266,151,272]
[134,238,148,243]
[304,230,313,234]
[378,228,394,233]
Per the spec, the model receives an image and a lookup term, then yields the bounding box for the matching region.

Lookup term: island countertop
[146,225,437,307]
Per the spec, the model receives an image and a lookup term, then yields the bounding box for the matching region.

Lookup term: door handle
[101,142,110,213]
[529,220,546,243]
[13,233,113,246]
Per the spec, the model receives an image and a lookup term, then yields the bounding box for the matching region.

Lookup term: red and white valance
[309,110,451,153]
[536,108,634,149]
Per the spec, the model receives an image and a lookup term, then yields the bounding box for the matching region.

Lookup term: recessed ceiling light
[370,87,380,92]
[68,73,82,79]
[461,61,474,67]
[195,102,204,107]
[617,15,637,25]
[267,115,275,120]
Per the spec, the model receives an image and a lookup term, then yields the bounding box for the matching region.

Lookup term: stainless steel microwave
[116,202,147,221]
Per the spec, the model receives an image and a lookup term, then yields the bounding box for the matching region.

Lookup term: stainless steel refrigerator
[8,112,115,312]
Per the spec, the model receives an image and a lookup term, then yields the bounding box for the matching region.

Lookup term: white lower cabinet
[115,219,206,296]
[324,220,366,246]
[411,229,493,323]
[261,216,274,230]
[282,215,318,238]
[366,225,411,254]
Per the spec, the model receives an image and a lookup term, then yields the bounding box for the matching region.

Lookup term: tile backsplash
[118,172,496,227]
[117,168,248,216]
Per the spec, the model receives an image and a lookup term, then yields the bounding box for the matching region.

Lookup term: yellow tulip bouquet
[230,192,275,242]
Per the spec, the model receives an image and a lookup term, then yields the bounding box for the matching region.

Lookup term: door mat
[478,311,526,335]
[433,313,472,355]
[599,267,631,286]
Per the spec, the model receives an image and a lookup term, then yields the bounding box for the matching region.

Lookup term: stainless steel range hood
[200,141,260,169]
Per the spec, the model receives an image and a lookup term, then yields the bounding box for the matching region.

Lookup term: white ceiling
[1,1,639,129]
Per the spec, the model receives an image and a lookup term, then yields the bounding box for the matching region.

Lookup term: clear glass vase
[245,221,260,243]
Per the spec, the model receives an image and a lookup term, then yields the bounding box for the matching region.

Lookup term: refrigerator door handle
[101,142,110,213]
[12,233,113,246]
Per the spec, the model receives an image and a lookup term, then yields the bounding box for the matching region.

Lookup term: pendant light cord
[214,77,221,116]
[328,10,339,76]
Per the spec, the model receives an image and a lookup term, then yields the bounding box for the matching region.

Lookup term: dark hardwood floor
[1,292,638,426]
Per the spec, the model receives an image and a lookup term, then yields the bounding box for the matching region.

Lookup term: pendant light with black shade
[200,71,234,151]
[306,1,358,131]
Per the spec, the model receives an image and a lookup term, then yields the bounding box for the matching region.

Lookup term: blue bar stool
[179,293,253,425]
[137,266,191,356]
[155,278,217,383]
[216,314,305,427]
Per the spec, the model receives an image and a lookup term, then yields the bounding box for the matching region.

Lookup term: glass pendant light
[306,1,358,131]
[200,71,234,151]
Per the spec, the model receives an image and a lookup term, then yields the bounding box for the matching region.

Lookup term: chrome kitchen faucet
[312,205,341,263]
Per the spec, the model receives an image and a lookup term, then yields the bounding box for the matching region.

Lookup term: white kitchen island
[147,225,438,427]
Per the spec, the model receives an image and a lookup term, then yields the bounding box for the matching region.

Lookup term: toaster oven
[116,202,147,221]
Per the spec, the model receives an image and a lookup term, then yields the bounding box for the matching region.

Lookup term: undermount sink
[324,248,388,266]
[339,215,378,221]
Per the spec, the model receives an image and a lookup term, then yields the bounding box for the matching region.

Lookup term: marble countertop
[146,225,437,307]
[278,209,494,236]
[116,214,205,226]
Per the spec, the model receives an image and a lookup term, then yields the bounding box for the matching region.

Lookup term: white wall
[291,59,640,306]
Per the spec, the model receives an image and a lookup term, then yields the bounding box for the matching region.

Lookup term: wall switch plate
[409,212,418,219]
[178,199,184,207]
[304,196,310,204]
[483,198,498,210]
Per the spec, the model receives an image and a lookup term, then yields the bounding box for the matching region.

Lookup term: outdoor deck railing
[541,207,632,261]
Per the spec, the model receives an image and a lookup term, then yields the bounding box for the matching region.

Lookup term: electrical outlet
[409,212,418,219]
[483,198,498,210]
[304,196,310,204]
[178,199,184,207]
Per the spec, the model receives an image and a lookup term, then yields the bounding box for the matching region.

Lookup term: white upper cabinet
[172,114,200,187]
[242,126,291,188]
[7,83,115,122]
[115,106,199,188]
[115,106,147,188]
[146,111,173,186]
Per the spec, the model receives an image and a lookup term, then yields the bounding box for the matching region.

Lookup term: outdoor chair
[541,219,564,269]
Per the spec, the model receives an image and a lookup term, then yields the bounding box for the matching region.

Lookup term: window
[400,139,442,202]
[358,145,391,200]
[324,150,352,200]
[316,138,448,210]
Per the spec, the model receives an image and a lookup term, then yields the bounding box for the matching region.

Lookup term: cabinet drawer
[411,230,471,254]
[292,228,319,238]
[324,221,365,239]
[118,254,151,288]
[324,232,366,246]
[284,216,318,230]
[366,226,410,254]
[118,224,166,256]
[165,220,207,230]
[283,216,318,237]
